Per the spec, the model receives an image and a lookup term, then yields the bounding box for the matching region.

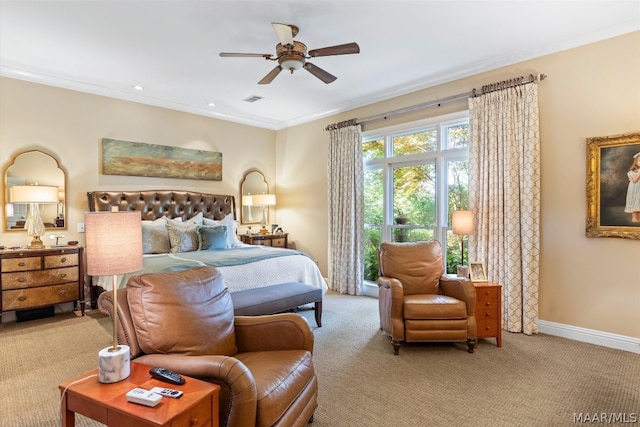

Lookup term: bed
[87,190,327,305]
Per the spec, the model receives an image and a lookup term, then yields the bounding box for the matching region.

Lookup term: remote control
[150,386,183,399]
[149,367,185,385]
[126,388,163,407]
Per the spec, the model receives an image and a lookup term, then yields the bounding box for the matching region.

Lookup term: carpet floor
[1,291,638,426]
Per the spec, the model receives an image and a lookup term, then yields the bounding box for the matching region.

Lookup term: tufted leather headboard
[87,190,236,221]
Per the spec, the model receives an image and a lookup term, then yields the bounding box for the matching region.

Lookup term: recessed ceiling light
[133,85,144,91]
[208,102,216,107]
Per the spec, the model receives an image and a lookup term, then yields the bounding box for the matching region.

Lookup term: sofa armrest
[377,276,405,341]
[234,313,314,353]
[134,354,257,427]
[440,276,477,316]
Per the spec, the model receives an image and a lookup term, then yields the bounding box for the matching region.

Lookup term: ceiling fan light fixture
[280,57,304,73]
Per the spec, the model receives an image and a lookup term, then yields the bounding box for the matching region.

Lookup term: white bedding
[95,247,327,293]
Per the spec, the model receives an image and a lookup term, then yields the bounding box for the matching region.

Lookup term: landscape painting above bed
[87,190,327,306]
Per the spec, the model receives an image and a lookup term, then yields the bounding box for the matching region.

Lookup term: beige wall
[0,77,277,248]
[276,32,640,339]
[1,32,638,340]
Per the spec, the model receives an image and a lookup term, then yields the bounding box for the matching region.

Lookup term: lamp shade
[85,211,143,276]
[452,210,474,235]
[252,194,276,207]
[10,185,59,203]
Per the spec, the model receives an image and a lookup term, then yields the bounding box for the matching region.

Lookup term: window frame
[362,111,470,275]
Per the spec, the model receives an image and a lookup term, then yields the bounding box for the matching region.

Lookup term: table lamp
[452,210,474,278]
[242,195,253,222]
[85,210,142,383]
[252,194,276,235]
[10,184,60,248]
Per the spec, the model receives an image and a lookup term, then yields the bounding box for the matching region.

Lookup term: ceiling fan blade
[220,52,273,58]
[272,23,294,46]
[304,62,337,84]
[258,65,283,84]
[308,42,360,57]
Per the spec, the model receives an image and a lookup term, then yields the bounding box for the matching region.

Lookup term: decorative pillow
[126,266,237,356]
[166,220,199,253]
[198,225,227,250]
[203,213,241,248]
[141,217,171,254]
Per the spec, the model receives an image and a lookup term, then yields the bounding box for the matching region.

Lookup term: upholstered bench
[230,282,323,327]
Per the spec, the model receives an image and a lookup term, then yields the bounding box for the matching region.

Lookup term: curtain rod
[324,73,546,130]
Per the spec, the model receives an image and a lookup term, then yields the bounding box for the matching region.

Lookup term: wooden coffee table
[59,361,219,427]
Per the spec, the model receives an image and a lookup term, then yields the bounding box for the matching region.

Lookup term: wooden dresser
[473,281,502,347]
[240,233,288,248]
[0,246,85,321]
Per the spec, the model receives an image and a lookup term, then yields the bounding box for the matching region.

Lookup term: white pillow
[183,212,203,225]
[203,213,241,248]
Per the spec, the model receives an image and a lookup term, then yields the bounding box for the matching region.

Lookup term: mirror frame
[240,169,268,225]
[3,150,67,232]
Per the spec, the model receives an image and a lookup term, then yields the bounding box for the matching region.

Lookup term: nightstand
[0,246,85,321]
[473,281,502,347]
[241,233,288,248]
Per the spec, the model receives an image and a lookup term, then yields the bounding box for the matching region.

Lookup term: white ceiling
[1,1,638,130]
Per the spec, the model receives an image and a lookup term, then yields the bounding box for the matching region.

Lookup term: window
[363,112,470,282]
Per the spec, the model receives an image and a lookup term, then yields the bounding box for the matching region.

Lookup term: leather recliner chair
[98,266,317,427]
[377,240,477,355]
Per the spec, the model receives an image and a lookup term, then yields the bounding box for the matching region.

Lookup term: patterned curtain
[468,83,540,335]
[327,124,364,295]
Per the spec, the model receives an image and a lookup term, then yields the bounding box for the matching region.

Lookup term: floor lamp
[252,194,276,235]
[452,210,474,278]
[85,210,142,383]
[10,184,60,248]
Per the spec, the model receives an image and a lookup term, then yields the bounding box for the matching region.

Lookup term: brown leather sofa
[377,241,477,355]
[98,266,317,427]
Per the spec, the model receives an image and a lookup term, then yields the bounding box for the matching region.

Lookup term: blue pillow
[198,225,227,250]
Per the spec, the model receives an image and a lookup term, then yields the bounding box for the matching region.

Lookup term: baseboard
[537,320,640,354]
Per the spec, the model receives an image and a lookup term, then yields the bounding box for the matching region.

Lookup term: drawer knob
[485,326,491,330]
[60,273,67,278]
[485,301,490,305]
[18,277,27,283]
[61,257,67,263]
[59,289,68,296]
[485,312,491,317]
[485,291,490,295]
[18,262,26,267]
[18,296,26,301]
[189,417,199,426]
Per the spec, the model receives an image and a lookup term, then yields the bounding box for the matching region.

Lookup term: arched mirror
[240,170,268,225]
[3,150,67,232]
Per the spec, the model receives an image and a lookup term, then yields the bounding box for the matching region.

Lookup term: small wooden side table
[59,361,219,427]
[473,281,502,347]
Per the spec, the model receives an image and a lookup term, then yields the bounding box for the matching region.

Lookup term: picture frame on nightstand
[469,262,487,282]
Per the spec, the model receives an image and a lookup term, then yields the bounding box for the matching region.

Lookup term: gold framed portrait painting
[586,132,640,239]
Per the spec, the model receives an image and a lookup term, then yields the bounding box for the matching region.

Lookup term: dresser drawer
[477,319,499,338]
[44,253,79,269]
[271,237,286,247]
[170,395,212,427]
[2,267,79,290]
[2,282,79,311]
[477,307,497,320]
[1,256,41,272]
[476,286,499,299]
[477,297,498,310]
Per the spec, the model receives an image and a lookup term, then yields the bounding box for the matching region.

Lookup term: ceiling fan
[219,23,360,84]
